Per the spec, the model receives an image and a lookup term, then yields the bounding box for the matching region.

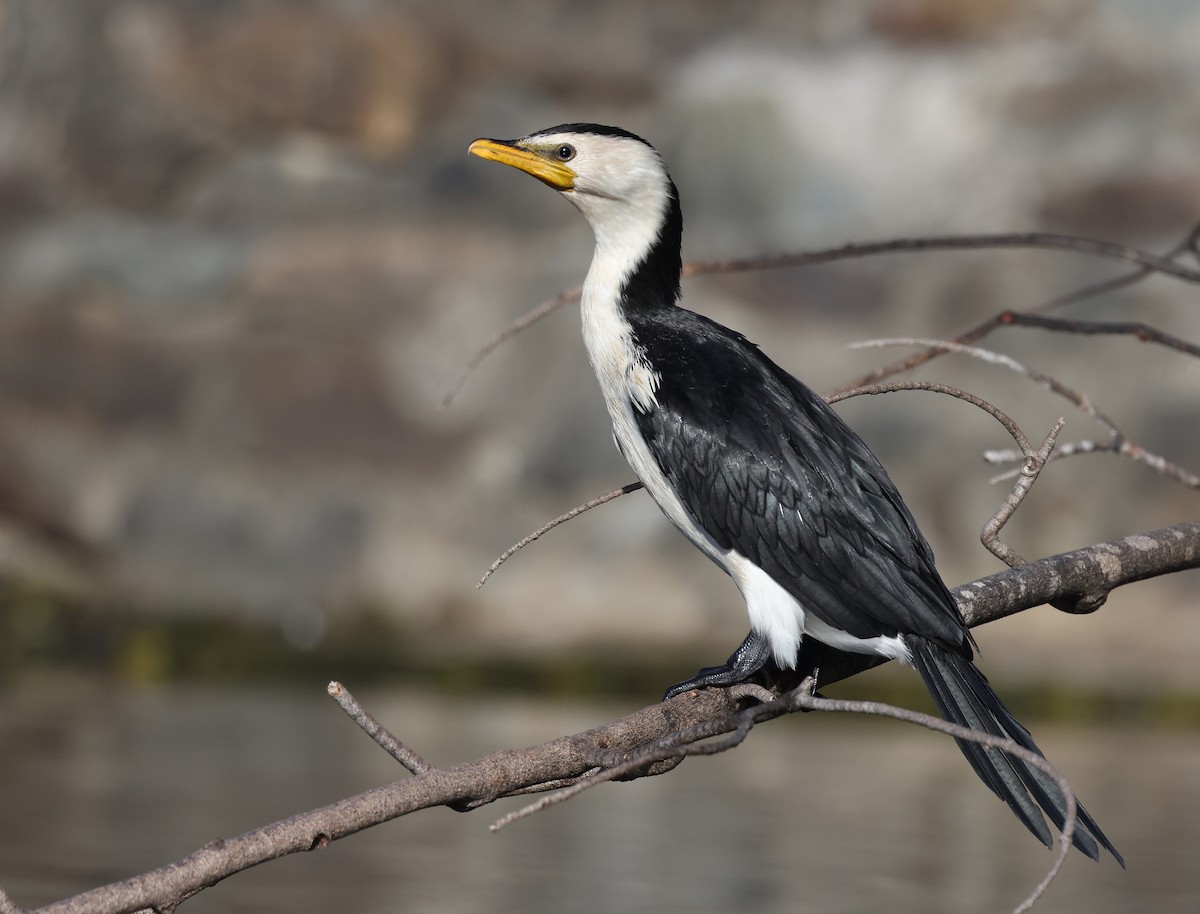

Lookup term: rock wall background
[1,0,1197,685]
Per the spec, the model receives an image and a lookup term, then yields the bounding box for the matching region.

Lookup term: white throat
[572,162,673,417]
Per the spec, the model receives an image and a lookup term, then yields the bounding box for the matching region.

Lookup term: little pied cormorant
[469,123,1122,864]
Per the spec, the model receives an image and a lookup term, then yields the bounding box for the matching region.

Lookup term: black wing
[629,307,969,652]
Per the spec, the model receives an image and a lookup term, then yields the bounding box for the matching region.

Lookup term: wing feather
[629,307,968,651]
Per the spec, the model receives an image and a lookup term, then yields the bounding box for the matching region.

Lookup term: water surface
[1,680,1195,913]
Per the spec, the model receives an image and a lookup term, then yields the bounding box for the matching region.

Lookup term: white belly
[727,556,913,668]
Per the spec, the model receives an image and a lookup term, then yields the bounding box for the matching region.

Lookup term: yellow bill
[468,138,576,191]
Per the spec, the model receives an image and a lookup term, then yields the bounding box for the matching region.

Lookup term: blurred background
[1,0,1198,912]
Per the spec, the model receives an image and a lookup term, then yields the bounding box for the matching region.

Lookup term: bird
[469,123,1123,864]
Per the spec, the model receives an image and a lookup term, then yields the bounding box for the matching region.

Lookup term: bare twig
[837,310,1200,394]
[1029,218,1200,314]
[488,772,601,800]
[489,690,784,831]
[682,230,1200,284]
[830,376,1059,562]
[851,337,1120,427]
[439,285,582,411]
[442,228,1200,410]
[995,312,1200,358]
[328,681,430,775]
[478,482,645,587]
[842,342,1077,567]
[979,420,1066,568]
[827,379,1031,450]
[492,379,1039,588]
[798,690,1075,914]
[993,436,1200,486]
[854,337,1199,488]
[839,220,1200,391]
[985,441,1200,489]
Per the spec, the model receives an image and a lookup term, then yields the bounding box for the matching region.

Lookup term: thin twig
[1110,437,1200,489]
[980,420,1066,568]
[827,380,1031,452]
[851,337,1121,429]
[480,375,1049,586]
[853,337,1198,488]
[829,374,1069,573]
[837,220,1200,391]
[1030,218,1200,314]
[327,681,430,775]
[799,691,1075,914]
[986,440,1200,489]
[439,285,581,411]
[443,227,1200,410]
[836,310,1200,394]
[496,772,602,798]
[997,312,1200,359]
[682,230,1200,284]
[478,483,645,587]
[480,347,1192,591]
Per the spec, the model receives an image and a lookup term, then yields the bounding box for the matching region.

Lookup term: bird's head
[469,124,676,254]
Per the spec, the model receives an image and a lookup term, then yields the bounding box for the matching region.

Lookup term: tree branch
[805,520,1200,690]
[328,681,430,775]
[853,337,1199,488]
[441,225,1200,411]
[503,675,1075,914]
[478,482,645,588]
[14,520,1198,914]
[956,521,1200,620]
[835,220,1200,392]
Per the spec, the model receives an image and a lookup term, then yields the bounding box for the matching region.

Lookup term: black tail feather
[908,637,1124,867]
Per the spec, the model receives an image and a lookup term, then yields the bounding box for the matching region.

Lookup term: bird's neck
[579,186,681,416]
[615,186,683,313]
[580,182,682,326]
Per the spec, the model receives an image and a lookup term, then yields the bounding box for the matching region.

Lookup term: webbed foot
[663,630,772,700]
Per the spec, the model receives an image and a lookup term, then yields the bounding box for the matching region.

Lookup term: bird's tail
[907,636,1124,866]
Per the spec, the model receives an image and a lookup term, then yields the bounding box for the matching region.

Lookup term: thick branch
[956,521,1200,619]
[808,520,1200,688]
[20,521,1200,914]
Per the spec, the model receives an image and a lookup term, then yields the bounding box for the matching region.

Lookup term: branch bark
[12,521,1199,914]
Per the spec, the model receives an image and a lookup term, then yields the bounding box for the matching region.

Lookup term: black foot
[663,630,772,700]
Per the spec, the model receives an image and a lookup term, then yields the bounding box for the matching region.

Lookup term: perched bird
[469,123,1122,863]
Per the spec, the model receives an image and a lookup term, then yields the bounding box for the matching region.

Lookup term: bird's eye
[554,144,576,162]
